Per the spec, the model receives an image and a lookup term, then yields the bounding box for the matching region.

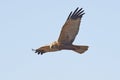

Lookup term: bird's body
[33,7,89,55]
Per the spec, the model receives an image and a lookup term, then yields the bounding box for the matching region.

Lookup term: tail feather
[73,45,88,54]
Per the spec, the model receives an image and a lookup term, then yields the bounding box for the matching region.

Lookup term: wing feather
[58,7,85,44]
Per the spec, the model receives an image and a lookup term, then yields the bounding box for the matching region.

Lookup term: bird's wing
[33,45,51,55]
[33,45,60,55]
[58,7,85,44]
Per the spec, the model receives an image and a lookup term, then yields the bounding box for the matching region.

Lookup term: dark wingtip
[67,11,72,20]
[32,49,35,51]
[67,7,85,20]
[32,48,45,55]
[76,7,79,10]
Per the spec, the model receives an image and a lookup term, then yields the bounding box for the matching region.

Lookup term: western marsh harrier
[32,7,89,55]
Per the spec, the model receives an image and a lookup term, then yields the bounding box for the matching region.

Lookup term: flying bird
[32,7,89,55]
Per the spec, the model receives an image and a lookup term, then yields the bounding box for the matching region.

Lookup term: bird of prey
[32,7,89,55]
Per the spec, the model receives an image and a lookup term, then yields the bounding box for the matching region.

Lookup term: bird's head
[50,41,60,50]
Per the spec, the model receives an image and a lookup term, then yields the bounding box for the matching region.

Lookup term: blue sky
[0,0,120,80]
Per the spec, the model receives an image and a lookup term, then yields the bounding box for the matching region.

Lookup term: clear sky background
[0,0,120,80]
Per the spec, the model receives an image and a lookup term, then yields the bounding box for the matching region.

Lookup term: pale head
[50,41,60,51]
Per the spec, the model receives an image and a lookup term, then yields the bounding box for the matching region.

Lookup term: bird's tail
[72,45,89,54]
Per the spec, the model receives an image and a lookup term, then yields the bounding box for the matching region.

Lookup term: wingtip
[32,48,36,51]
[67,11,72,20]
[76,7,79,9]
[76,7,83,10]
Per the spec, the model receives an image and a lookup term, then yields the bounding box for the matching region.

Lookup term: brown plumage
[32,7,88,55]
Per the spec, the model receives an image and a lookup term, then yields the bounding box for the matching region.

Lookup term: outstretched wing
[33,44,60,55]
[32,46,50,55]
[58,7,85,44]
